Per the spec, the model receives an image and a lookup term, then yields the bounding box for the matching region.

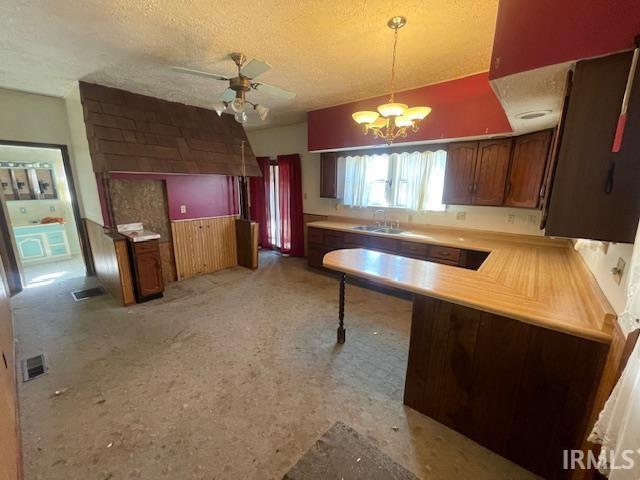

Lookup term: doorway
[268,162,281,249]
[0,142,91,292]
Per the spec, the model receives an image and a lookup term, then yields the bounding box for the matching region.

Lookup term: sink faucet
[373,209,387,227]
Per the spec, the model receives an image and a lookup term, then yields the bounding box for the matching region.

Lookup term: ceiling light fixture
[516,110,552,120]
[352,16,431,145]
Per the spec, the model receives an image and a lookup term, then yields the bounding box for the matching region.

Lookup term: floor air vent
[22,354,47,382]
[71,286,106,301]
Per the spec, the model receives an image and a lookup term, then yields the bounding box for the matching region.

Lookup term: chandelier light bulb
[234,111,248,124]
[254,104,270,121]
[212,101,227,117]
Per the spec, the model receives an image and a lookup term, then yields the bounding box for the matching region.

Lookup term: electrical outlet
[456,211,466,221]
[505,214,516,224]
[180,205,187,214]
[527,214,537,225]
[49,205,56,212]
[612,257,626,285]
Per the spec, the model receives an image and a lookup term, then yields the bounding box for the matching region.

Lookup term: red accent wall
[307,73,512,151]
[490,0,640,80]
[105,173,238,222]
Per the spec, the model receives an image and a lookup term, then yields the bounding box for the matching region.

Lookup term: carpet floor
[13,251,538,479]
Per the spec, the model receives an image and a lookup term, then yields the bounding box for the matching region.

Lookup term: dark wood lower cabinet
[307,227,488,272]
[128,240,164,303]
[405,295,608,480]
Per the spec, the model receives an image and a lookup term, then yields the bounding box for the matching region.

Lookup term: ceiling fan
[172,53,296,124]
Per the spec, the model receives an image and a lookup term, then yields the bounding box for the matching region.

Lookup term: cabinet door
[442,142,478,205]
[546,51,640,243]
[472,139,512,206]
[135,251,164,298]
[320,153,337,198]
[505,130,552,208]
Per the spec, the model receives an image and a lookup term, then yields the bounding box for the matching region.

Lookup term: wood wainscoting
[85,219,135,306]
[0,257,22,480]
[171,216,238,280]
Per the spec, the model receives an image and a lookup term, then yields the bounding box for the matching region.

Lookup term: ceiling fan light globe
[231,98,245,113]
[377,102,408,118]
[234,111,248,124]
[213,101,227,116]
[352,111,379,125]
[394,115,413,128]
[405,106,431,121]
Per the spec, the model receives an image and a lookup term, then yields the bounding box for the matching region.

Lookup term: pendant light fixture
[352,16,431,145]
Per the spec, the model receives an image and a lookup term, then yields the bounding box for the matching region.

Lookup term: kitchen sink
[352,225,406,234]
[374,227,405,234]
[352,225,382,232]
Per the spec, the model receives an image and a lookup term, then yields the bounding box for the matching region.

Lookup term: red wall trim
[307,73,512,151]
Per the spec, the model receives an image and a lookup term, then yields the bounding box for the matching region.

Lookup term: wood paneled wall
[85,219,135,306]
[405,295,608,480]
[0,257,21,480]
[171,216,238,280]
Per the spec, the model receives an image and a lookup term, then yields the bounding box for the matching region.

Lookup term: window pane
[368,180,388,206]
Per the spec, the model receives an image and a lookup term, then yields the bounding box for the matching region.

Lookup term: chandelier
[352,16,431,145]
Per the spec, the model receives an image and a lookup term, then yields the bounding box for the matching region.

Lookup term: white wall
[575,240,636,314]
[0,87,103,225]
[247,122,544,236]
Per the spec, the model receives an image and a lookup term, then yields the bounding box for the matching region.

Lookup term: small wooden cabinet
[128,240,164,303]
[443,139,513,207]
[442,142,477,205]
[473,139,513,206]
[443,132,552,209]
[505,130,553,208]
[319,152,338,198]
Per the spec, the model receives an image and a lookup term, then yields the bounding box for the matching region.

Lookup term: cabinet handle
[467,184,473,193]
[473,184,478,193]
[506,182,511,194]
[2,352,7,369]
[539,184,546,198]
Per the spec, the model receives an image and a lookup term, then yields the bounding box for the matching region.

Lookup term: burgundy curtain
[249,157,271,248]
[277,154,304,256]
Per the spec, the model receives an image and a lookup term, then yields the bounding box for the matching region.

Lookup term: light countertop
[311,220,615,343]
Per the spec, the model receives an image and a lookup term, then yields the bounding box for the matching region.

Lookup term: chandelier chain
[390,26,399,102]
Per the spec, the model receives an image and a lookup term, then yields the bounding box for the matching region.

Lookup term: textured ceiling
[0,0,499,129]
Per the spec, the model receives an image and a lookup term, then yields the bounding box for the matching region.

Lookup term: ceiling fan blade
[241,58,272,79]
[171,66,229,81]
[219,88,236,102]
[253,82,296,100]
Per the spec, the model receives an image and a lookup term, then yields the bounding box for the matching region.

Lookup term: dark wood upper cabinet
[505,130,553,208]
[319,152,337,198]
[473,139,512,206]
[545,51,640,243]
[442,142,478,205]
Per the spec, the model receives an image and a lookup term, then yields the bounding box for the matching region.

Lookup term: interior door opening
[0,143,90,291]
[268,162,282,249]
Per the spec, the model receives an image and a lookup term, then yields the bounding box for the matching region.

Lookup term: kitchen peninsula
[314,220,616,480]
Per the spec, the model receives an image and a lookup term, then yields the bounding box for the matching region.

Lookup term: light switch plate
[180,205,187,214]
[456,211,466,221]
[612,257,626,285]
[505,214,516,224]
